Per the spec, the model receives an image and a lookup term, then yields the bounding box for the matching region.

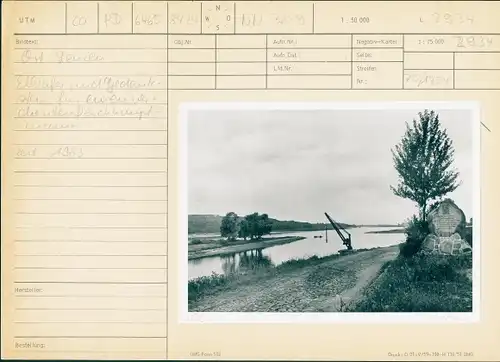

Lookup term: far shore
[365,228,405,234]
[188,236,305,260]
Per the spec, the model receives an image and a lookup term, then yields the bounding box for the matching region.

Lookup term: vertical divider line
[165,1,169,359]
[350,34,353,89]
[402,34,405,89]
[97,2,99,33]
[131,2,134,34]
[233,2,236,34]
[312,2,315,34]
[64,2,67,34]
[200,2,203,34]
[265,34,268,89]
[453,52,456,89]
[215,35,217,89]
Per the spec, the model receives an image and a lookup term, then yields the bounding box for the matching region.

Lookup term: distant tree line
[187,214,354,235]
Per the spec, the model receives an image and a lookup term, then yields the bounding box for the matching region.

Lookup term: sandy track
[189,245,400,312]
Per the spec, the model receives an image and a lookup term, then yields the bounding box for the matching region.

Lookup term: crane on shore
[324,212,353,250]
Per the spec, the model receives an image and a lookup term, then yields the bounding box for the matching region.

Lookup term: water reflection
[221,249,274,275]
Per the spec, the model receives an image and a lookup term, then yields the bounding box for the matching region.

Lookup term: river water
[188,227,405,280]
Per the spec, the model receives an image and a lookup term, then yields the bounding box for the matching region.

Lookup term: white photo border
[178,101,481,324]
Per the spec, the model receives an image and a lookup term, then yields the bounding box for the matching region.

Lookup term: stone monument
[421,199,472,255]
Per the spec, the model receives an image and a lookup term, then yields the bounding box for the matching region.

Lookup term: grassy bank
[188,236,305,260]
[348,252,472,312]
[188,247,374,304]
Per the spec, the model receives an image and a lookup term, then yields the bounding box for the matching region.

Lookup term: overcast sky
[187,108,474,225]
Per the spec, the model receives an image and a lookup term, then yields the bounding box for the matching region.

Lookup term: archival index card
[1,1,500,361]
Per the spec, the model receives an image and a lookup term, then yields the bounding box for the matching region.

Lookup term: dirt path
[189,245,400,312]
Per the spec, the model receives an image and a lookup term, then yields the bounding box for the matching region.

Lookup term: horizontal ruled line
[15,61,168,64]
[14,159,167,161]
[15,47,168,50]
[15,185,163,189]
[14,198,167,201]
[13,47,403,50]
[175,87,500,91]
[13,88,166,92]
[14,117,165,119]
[14,102,168,105]
[15,74,169,77]
[15,72,359,76]
[14,282,167,284]
[14,267,167,270]
[14,130,167,132]
[14,32,500,35]
[15,226,167,229]
[10,47,500,53]
[12,88,500,91]
[15,255,167,257]
[14,64,497,71]
[14,323,166,327]
[21,70,500,77]
[16,307,165,311]
[404,50,500,54]
[405,68,500,71]
[15,240,167,243]
[14,143,167,146]
[14,171,166,173]
[15,88,167,90]
[2,350,167,353]
[14,336,166,339]
[15,211,167,214]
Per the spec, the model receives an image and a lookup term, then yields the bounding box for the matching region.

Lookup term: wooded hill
[188,214,354,234]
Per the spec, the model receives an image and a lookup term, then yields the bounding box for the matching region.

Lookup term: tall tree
[390,110,461,221]
[220,212,239,241]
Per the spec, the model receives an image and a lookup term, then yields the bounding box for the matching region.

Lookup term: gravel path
[189,245,400,312]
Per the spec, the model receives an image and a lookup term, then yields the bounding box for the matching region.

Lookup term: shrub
[190,239,203,245]
[399,215,429,258]
[464,227,473,247]
[410,253,460,282]
[188,273,232,301]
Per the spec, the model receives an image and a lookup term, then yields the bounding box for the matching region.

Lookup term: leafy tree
[238,218,250,240]
[245,213,260,240]
[238,212,273,240]
[391,110,461,221]
[256,213,272,239]
[220,212,239,241]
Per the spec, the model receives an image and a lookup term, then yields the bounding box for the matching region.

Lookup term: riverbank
[188,244,400,312]
[188,236,306,260]
[189,244,472,312]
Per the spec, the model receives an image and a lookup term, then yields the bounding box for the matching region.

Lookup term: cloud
[188,108,474,224]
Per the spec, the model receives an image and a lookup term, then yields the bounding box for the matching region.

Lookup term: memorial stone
[421,199,472,255]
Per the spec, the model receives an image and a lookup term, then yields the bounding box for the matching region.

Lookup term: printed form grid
[3,0,500,360]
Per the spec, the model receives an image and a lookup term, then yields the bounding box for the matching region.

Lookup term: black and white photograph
[182,103,479,318]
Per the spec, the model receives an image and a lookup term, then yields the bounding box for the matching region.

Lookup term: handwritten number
[135,14,160,26]
[422,12,474,25]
